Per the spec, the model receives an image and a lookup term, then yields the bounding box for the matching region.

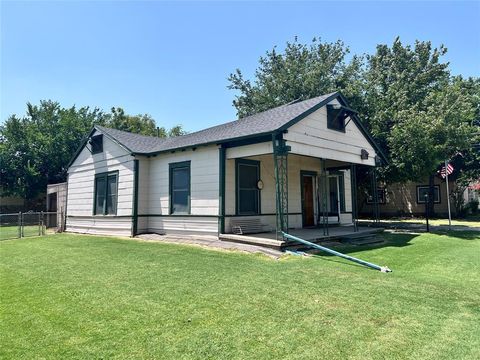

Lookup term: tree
[108,107,157,136]
[1,101,187,201]
[227,37,365,118]
[0,101,108,200]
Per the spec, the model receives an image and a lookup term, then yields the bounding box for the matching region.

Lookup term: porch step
[219,233,284,250]
[347,236,384,246]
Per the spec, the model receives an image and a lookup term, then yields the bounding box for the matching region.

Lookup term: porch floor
[219,226,384,250]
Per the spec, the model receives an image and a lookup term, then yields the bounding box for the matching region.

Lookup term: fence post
[41,211,45,235]
[18,212,22,238]
[20,212,24,238]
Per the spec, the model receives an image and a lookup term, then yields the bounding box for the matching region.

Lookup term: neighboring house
[65,92,386,237]
[360,177,466,217]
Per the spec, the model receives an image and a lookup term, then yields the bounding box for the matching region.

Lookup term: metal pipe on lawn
[282,232,391,273]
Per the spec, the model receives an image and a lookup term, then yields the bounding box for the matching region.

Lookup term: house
[359,178,456,217]
[65,92,386,239]
[359,176,480,218]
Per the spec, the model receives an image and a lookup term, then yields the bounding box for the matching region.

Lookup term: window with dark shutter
[91,135,103,154]
[327,105,346,132]
[236,159,260,215]
[169,161,191,214]
[94,171,118,215]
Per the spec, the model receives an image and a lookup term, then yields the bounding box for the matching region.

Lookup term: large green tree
[228,37,478,183]
[363,39,476,182]
[1,101,186,200]
[228,37,365,118]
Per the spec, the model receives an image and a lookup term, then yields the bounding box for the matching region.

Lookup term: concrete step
[219,233,284,250]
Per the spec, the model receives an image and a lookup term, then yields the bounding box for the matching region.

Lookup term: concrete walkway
[135,233,284,259]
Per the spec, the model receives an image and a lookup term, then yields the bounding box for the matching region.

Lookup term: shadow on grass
[295,232,419,258]
[436,231,480,240]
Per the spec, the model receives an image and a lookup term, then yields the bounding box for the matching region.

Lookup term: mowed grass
[1,231,479,359]
[0,225,42,240]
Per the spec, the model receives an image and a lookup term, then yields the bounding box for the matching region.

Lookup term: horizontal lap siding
[66,217,132,237]
[66,130,134,236]
[137,146,220,235]
[137,157,150,233]
[284,101,376,166]
[146,216,218,235]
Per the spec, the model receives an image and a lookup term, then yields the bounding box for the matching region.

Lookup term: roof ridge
[95,125,168,142]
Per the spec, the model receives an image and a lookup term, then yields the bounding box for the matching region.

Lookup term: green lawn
[1,232,479,359]
[0,225,43,240]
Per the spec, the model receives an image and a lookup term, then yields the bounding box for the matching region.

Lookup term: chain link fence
[0,211,63,241]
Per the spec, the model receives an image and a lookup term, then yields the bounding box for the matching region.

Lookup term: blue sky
[1,1,479,131]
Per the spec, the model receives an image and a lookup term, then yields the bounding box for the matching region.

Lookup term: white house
[65,92,386,241]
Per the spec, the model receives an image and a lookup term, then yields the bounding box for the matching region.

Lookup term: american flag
[439,163,454,179]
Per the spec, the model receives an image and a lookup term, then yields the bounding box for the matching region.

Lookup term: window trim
[235,158,261,216]
[93,170,119,216]
[169,161,191,215]
[416,185,441,204]
[91,134,103,154]
[326,104,346,133]
[366,188,387,205]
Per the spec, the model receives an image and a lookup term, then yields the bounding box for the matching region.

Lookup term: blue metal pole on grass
[282,232,391,273]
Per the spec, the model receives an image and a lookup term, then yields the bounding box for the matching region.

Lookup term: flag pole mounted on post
[440,160,453,230]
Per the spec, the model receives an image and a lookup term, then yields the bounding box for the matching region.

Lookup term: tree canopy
[0,101,186,199]
[228,37,479,185]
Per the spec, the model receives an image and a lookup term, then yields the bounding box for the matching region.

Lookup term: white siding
[147,216,218,235]
[284,100,377,166]
[66,130,134,236]
[137,156,150,233]
[136,145,220,235]
[226,142,273,159]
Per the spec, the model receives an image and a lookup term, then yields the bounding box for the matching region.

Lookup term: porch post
[350,164,358,232]
[272,133,289,240]
[321,158,329,236]
[371,167,379,223]
[218,146,226,235]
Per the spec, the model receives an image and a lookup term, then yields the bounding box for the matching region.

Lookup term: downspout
[218,146,226,235]
[350,164,358,232]
[131,159,139,237]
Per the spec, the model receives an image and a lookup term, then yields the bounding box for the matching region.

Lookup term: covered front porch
[218,135,382,248]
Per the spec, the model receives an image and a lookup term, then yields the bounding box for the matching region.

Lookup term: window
[91,134,103,154]
[417,185,440,204]
[327,105,346,132]
[367,188,386,204]
[236,159,260,215]
[94,172,118,215]
[170,161,191,214]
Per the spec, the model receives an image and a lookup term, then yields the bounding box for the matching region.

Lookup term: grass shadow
[296,232,419,257]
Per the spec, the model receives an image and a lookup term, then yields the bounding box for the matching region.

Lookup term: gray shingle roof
[95,92,336,154]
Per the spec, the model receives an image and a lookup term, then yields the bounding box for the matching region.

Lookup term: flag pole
[445,160,452,230]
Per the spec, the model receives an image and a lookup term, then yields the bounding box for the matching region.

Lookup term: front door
[302,175,315,227]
